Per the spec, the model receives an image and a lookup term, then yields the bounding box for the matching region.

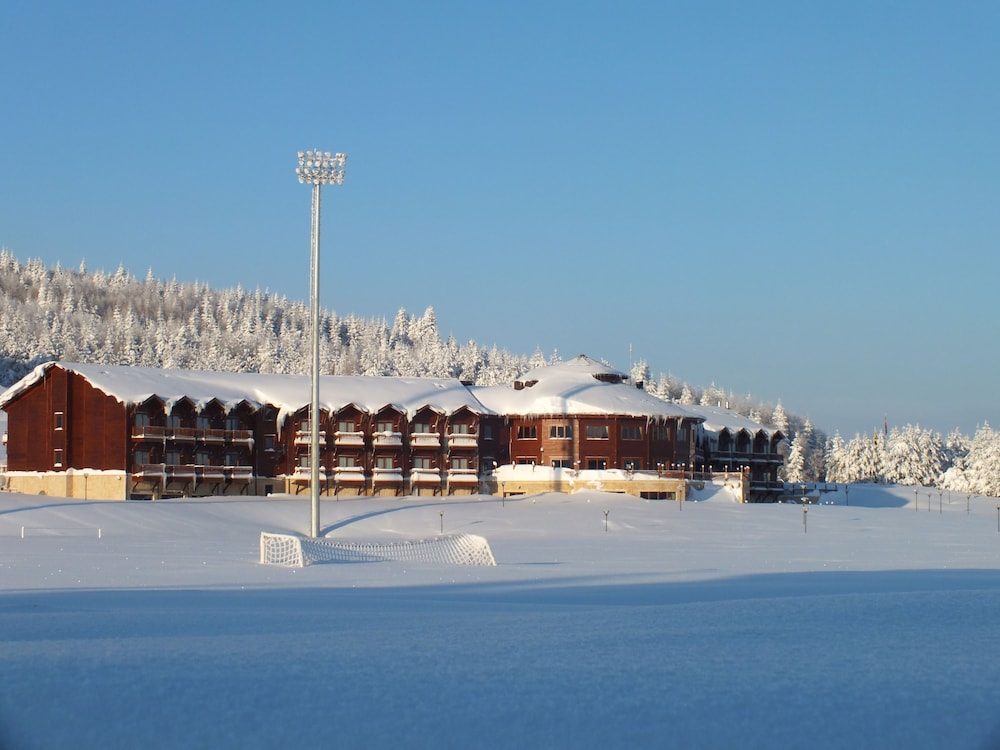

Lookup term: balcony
[410,432,441,448]
[132,463,166,480]
[167,427,198,442]
[228,429,254,445]
[446,468,479,483]
[165,464,196,482]
[447,433,478,449]
[333,430,365,447]
[372,467,403,484]
[294,430,326,446]
[199,428,226,443]
[224,465,253,482]
[332,466,366,484]
[132,425,166,440]
[373,431,403,447]
[196,465,226,483]
[409,469,442,484]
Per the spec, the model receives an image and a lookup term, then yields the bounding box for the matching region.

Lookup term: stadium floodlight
[297,149,347,538]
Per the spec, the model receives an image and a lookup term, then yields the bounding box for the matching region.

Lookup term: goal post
[260,532,496,567]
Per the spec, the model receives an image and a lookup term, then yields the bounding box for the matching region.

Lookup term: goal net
[260,532,497,568]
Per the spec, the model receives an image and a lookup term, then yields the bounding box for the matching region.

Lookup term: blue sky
[2,1,998,440]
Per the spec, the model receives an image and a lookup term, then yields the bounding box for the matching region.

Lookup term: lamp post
[297,149,347,538]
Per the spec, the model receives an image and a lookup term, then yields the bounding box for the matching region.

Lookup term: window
[516,425,537,440]
[413,457,432,470]
[587,458,608,470]
[621,425,642,441]
[263,435,276,451]
[168,415,181,429]
[585,425,609,440]
[135,448,150,465]
[481,423,495,440]
[196,450,210,465]
[225,451,240,465]
[451,457,469,470]
[624,459,642,471]
[337,456,356,468]
[549,424,573,439]
[300,419,311,432]
[650,423,670,441]
[338,420,355,433]
[166,450,180,466]
[197,416,211,430]
[677,425,687,441]
[551,459,572,468]
[54,412,64,430]
[54,449,63,467]
[413,422,432,434]
[135,413,151,427]
[297,453,311,469]
[376,420,394,433]
[226,416,242,431]
[376,456,395,470]
[451,423,469,434]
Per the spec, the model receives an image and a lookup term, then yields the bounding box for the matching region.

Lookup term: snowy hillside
[2,485,1000,749]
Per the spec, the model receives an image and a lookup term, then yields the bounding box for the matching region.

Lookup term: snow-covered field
[2,484,1000,750]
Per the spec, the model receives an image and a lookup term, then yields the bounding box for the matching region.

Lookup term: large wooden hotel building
[0,355,785,502]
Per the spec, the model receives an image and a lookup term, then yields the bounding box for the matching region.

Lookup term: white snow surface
[472,355,701,419]
[2,484,1000,749]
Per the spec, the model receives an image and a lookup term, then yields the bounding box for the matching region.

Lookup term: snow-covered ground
[2,484,1000,749]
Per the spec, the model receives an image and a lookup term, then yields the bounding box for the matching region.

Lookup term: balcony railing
[294,431,326,446]
[447,433,478,448]
[333,431,365,447]
[225,465,253,481]
[196,465,226,483]
[372,467,403,484]
[132,425,167,440]
[132,426,255,445]
[410,432,441,448]
[446,468,479,483]
[132,463,167,479]
[373,431,403,447]
[164,464,197,481]
[409,469,442,484]
[332,466,366,483]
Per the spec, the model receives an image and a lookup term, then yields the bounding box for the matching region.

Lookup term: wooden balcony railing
[447,433,478,449]
[410,433,441,448]
[333,431,365,447]
[373,432,403,447]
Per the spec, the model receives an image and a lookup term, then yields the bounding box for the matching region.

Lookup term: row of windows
[517,457,620,470]
[516,424,650,441]
[299,455,472,470]
[303,420,485,437]
[134,413,251,431]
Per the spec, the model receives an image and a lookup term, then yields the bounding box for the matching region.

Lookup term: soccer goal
[260,532,497,568]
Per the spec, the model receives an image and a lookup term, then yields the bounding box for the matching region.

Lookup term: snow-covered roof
[472,355,703,421]
[0,362,493,426]
[686,403,782,438]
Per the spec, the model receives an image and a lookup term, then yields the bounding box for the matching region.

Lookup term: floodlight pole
[297,150,346,538]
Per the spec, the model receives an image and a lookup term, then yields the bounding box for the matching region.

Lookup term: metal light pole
[297,149,347,538]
